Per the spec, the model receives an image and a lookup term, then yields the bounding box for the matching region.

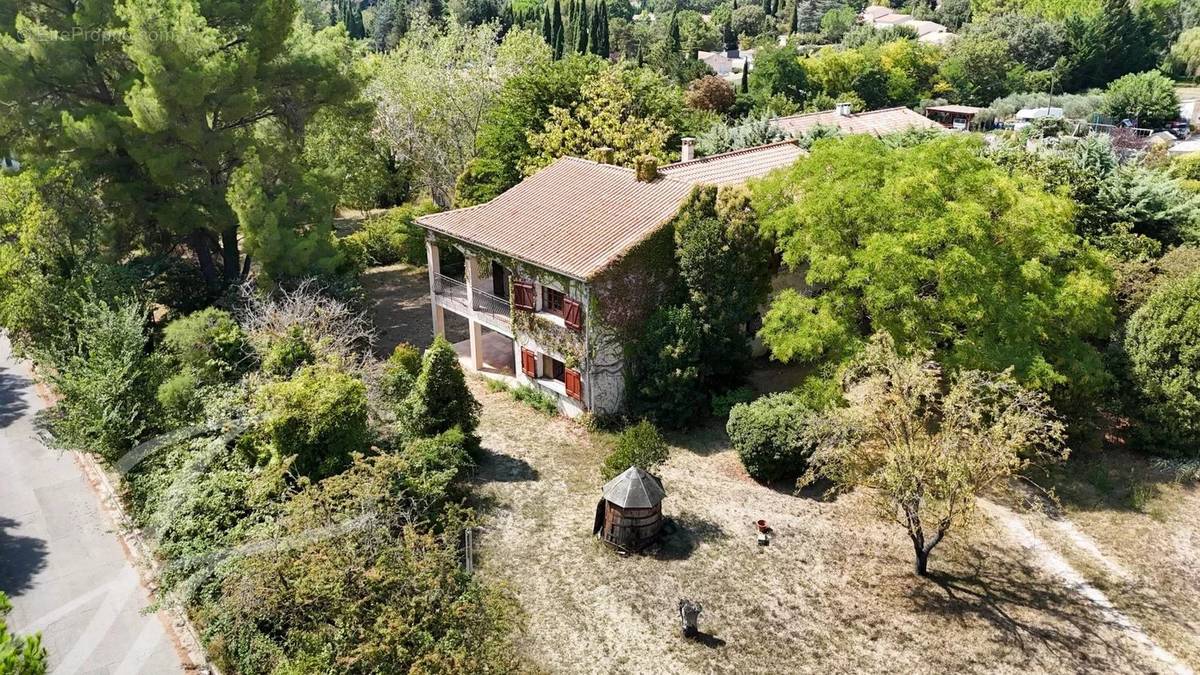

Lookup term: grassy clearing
[469,382,1188,674]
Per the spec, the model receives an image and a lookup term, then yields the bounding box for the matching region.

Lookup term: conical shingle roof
[601,467,665,509]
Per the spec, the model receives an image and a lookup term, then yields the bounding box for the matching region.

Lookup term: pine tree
[552,0,566,59]
[1094,0,1157,83]
[667,9,682,53]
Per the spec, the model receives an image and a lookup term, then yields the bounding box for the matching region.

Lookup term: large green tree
[752,135,1115,406]
[0,0,359,286]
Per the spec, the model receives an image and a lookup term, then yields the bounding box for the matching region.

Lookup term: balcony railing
[434,273,468,302]
[473,289,511,318]
[433,273,511,330]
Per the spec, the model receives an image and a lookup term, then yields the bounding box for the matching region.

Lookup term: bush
[156,371,202,425]
[1124,272,1200,455]
[399,337,482,446]
[261,325,316,377]
[727,392,819,482]
[339,203,433,267]
[0,591,47,674]
[711,387,756,418]
[627,305,707,429]
[161,308,250,382]
[45,297,162,461]
[247,365,370,479]
[381,342,422,404]
[1102,71,1181,128]
[511,384,558,415]
[601,420,670,481]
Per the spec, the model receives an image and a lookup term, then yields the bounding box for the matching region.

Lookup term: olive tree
[803,334,1067,577]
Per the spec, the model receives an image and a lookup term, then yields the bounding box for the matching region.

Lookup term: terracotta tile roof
[773,106,942,138]
[417,158,696,280]
[659,140,804,185]
[926,104,984,115]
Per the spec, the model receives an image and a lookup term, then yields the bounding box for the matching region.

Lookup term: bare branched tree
[236,279,375,368]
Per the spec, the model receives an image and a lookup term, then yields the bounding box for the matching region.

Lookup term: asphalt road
[0,335,184,674]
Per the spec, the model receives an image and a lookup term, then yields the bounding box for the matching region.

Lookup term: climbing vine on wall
[511,309,585,368]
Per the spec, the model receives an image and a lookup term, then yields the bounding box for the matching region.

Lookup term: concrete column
[469,319,484,370]
[427,240,442,337]
[465,255,481,311]
[432,304,445,339]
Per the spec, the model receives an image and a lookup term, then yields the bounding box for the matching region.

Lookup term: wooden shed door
[564,368,583,401]
[520,348,537,377]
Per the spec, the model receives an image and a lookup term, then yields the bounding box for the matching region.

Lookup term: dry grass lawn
[469,384,1196,675]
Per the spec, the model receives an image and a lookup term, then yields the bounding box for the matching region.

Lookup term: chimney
[635,155,659,182]
[836,102,852,117]
[681,137,696,162]
[595,146,615,164]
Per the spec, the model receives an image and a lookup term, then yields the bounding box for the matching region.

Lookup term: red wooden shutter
[564,368,583,401]
[520,348,537,377]
[513,281,535,311]
[563,297,583,331]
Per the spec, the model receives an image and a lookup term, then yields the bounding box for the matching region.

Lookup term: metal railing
[473,289,511,318]
[433,273,468,302]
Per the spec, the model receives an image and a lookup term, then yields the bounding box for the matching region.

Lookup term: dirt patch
[362,264,436,357]
[470,386,1179,674]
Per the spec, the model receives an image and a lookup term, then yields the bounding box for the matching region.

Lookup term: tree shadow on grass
[653,512,728,561]
[0,516,48,598]
[474,449,539,483]
[907,543,1180,672]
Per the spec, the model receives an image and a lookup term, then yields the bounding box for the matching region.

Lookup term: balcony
[433,273,511,333]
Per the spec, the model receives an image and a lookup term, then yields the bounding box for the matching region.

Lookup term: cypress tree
[597,1,610,57]
[667,9,681,53]
[575,0,590,54]
[740,63,748,93]
[542,4,553,44]
[761,0,771,17]
[722,13,735,52]
[789,0,798,34]
[589,2,602,56]
[552,0,565,59]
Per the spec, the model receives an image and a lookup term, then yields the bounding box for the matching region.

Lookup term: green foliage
[0,591,47,674]
[341,202,435,267]
[711,386,756,418]
[1,3,359,287]
[818,6,856,42]
[1102,71,1182,128]
[1124,273,1200,455]
[44,297,162,461]
[381,342,423,405]
[939,36,1016,105]
[1169,28,1200,78]
[261,326,317,378]
[198,450,517,675]
[247,366,370,480]
[303,101,410,211]
[399,336,482,444]
[156,371,203,426]
[627,304,707,428]
[696,113,787,156]
[961,11,1067,70]
[753,134,1115,409]
[512,384,560,414]
[601,420,670,480]
[162,308,249,383]
[747,44,808,105]
[727,392,819,482]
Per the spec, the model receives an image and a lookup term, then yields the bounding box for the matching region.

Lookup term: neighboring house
[773,104,943,137]
[697,47,755,86]
[925,104,985,130]
[0,156,19,173]
[415,142,803,417]
[1181,99,1200,129]
[859,6,953,44]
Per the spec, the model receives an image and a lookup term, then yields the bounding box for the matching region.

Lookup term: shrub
[0,591,47,674]
[1124,272,1200,455]
[711,387,756,418]
[601,420,670,481]
[381,342,422,403]
[727,392,819,482]
[247,365,370,479]
[339,203,433,267]
[156,371,202,425]
[261,325,316,377]
[685,76,736,113]
[161,308,250,382]
[511,385,558,415]
[1102,71,1181,128]
[45,297,162,461]
[627,305,707,429]
[399,337,482,446]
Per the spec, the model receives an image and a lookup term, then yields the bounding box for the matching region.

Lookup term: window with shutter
[564,368,582,401]
[563,297,583,331]
[520,348,537,377]
[513,281,535,311]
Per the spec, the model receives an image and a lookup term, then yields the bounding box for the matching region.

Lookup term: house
[924,104,984,130]
[859,6,953,44]
[773,104,943,138]
[1168,139,1200,157]
[415,141,804,417]
[697,47,755,86]
[1180,99,1200,129]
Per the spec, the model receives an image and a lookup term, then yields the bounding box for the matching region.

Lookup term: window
[542,286,565,316]
[491,262,509,299]
[543,356,565,382]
